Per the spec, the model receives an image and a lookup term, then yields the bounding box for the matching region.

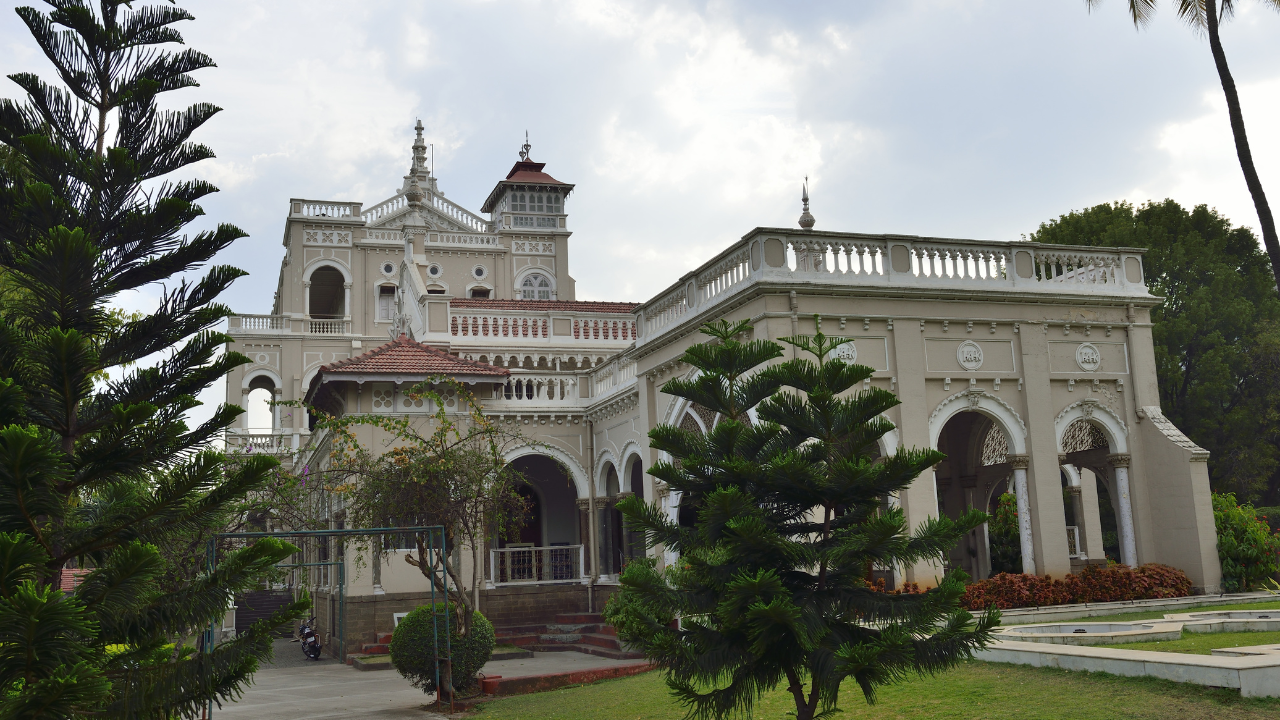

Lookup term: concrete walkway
[213,641,648,719]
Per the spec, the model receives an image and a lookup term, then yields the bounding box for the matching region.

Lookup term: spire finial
[519,131,531,161]
[411,119,427,172]
[798,176,815,230]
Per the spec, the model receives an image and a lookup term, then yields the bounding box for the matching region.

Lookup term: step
[570,644,648,661]
[578,633,622,650]
[538,633,584,645]
[360,643,389,655]
[352,654,394,671]
[553,613,604,625]
[544,623,602,634]
[480,662,652,697]
[377,632,394,644]
[495,624,548,636]
[497,633,540,647]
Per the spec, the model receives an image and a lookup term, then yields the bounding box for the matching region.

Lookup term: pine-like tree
[0,2,307,717]
[606,318,999,720]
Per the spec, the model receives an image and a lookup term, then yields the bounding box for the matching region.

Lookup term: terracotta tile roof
[503,160,566,185]
[481,160,575,212]
[450,299,638,314]
[319,334,510,378]
[60,568,90,591]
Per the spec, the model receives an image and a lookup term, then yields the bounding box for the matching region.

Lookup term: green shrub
[389,604,495,696]
[961,563,1192,610]
[988,492,1023,575]
[1213,493,1280,592]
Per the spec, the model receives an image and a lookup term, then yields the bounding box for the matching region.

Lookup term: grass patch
[491,645,525,654]
[471,660,1280,719]
[1003,600,1280,626]
[1120,629,1280,655]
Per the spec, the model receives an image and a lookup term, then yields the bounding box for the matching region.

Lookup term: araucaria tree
[606,319,999,720]
[0,2,306,717]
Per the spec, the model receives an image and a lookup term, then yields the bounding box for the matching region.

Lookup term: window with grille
[521,273,552,300]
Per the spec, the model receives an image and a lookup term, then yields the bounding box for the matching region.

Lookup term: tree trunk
[1205,0,1280,289]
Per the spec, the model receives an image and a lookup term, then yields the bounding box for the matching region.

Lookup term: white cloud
[1131,76,1280,230]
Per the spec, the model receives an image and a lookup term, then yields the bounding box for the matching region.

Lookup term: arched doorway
[494,455,582,583]
[308,266,346,318]
[246,374,277,431]
[1060,419,1124,565]
[934,411,1015,580]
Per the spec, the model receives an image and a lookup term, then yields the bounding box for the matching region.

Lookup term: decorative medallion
[1075,342,1102,372]
[957,340,983,371]
[831,341,857,363]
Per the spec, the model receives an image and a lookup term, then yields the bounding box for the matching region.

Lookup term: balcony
[490,545,586,586]
[227,315,351,336]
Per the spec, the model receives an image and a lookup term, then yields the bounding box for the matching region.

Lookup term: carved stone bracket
[1008,454,1030,470]
[1107,453,1131,468]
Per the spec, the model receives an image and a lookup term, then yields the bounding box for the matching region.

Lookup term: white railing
[362,194,408,224]
[293,200,359,218]
[366,229,403,243]
[1066,525,1082,559]
[491,545,585,585]
[449,313,636,342]
[308,319,345,334]
[592,356,637,399]
[225,432,295,455]
[635,232,1149,344]
[492,374,579,404]
[431,194,490,234]
[429,233,500,247]
[232,314,285,331]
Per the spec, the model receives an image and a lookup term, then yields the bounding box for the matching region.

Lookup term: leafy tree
[1212,492,1280,591]
[0,2,307,717]
[1031,200,1280,502]
[606,318,998,720]
[389,603,495,697]
[987,493,1022,576]
[292,378,531,632]
[1085,0,1280,289]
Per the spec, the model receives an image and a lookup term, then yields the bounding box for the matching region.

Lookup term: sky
[1,0,1278,426]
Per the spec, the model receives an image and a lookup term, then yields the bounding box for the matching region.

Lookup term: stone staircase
[494,612,645,660]
[345,632,394,670]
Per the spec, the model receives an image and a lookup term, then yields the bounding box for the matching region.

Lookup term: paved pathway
[213,640,648,719]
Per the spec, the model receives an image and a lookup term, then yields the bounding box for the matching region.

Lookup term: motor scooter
[299,616,323,660]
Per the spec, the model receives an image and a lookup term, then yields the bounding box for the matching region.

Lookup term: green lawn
[1004,600,1280,625]
[1120,629,1280,655]
[472,660,1280,719]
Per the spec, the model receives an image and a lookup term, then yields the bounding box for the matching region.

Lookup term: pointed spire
[411,118,427,172]
[798,176,815,230]
[519,131,531,161]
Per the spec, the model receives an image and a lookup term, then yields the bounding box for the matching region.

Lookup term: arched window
[521,273,552,301]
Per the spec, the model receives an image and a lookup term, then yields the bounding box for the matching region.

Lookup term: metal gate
[203,526,452,716]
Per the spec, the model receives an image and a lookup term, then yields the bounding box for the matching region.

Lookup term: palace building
[225,124,1221,657]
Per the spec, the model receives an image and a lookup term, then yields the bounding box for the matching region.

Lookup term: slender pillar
[576,497,593,578]
[1066,485,1086,559]
[302,280,311,318]
[1078,467,1105,561]
[1109,454,1138,567]
[1009,454,1036,575]
[240,387,251,429]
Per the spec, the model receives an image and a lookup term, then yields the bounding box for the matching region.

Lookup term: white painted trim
[1054,398,1129,454]
[505,444,589,499]
[928,390,1028,455]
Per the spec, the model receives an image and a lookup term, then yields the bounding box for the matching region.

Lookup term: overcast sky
[2,0,1278,423]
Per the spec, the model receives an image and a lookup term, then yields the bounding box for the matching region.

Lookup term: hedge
[960,563,1192,610]
[389,604,495,696]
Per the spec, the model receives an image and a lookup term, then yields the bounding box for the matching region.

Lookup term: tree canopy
[1031,200,1280,502]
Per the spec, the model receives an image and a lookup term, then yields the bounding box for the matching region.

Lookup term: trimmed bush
[389,604,495,696]
[960,563,1193,610]
[1213,493,1280,592]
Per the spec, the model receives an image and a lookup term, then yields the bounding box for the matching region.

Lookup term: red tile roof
[450,299,638,314]
[60,568,90,591]
[319,335,510,378]
[481,160,575,212]
[503,160,566,185]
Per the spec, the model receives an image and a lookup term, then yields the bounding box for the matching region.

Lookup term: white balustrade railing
[226,432,293,454]
[362,194,408,224]
[491,545,585,585]
[450,313,635,342]
[636,232,1148,344]
[232,314,285,331]
[429,233,500,247]
[366,229,403,243]
[294,201,358,218]
[431,194,490,233]
[308,319,345,335]
[493,374,579,404]
[592,357,637,399]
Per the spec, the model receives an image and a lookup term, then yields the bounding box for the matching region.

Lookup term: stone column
[302,280,311,318]
[576,498,592,579]
[1109,454,1138,567]
[240,387,251,429]
[1009,454,1036,575]
[1078,467,1106,561]
[272,387,283,430]
[891,317,944,586]
[617,491,635,562]
[1065,485,1086,559]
